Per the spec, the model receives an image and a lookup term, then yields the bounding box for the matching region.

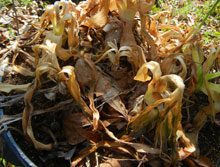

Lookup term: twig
[0,86,59,107]
[95,152,99,167]
[7,126,23,136]
[0,99,73,130]
[12,0,19,35]
[137,155,147,167]
[101,156,141,162]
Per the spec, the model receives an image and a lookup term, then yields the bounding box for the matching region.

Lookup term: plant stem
[198,0,220,30]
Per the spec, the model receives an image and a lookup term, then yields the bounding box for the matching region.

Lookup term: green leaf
[206,72,220,80]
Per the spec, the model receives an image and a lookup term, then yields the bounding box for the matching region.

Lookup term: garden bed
[0,0,220,166]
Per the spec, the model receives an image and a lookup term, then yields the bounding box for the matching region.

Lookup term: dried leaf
[0,83,31,93]
[44,92,56,101]
[63,112,87,145]
[120,22,137,47]
[192,156,214,167]
[99,158,132,167]
[176,130,195,160]
[95,72,128,119]
[116,0,137,22]
[99,159,122,167]
[12,65,35,77]
[22,38,63,150]
[103,17,123,44]
[22,82,53,150]
[137,0,155,15]
[124,142,160,154]
[75,58,101,130]
[1,0,218,165]
[129,95,144,116]
[0,57,9,77]
[75,58,95,88]
[55,46,73,61]
[59,66,93,117]
[81,0,110,28]
[71,141,127,166]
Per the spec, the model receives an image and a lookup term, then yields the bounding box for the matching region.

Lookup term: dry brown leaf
[160,30,183,43]
[22,81,53,150]
[99,159,122,167]
[21,38,64,150]
[120,22,137,47]
[176,130,196,160]
[106,96,128,120]
[99,158,132,167]
[149,18,158,38]
[71,141,125,166]
[103,16,123,45]
[131,61,195,161]
[59,66,93,117]
[192,156,214,167]
[184,158,197,167]
[139,14,157,59]
[55,45,73,61]
[148,158,163,167]
[95,72,128,119]
[81,0,110,28]
[129,95,144,116]
[124,142,160,154]
[75,58,100,130]
[63,112,88,145]
[134,61,161,83]
[0,83,31,93]
[12,65,35,77]
[22,64,60,150]
[75,58,95,88]
[1,0,218,166]
[116,0,137,22]
[65,14,79,48]
[137,0,156,15]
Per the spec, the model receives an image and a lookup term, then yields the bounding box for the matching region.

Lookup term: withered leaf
[95,72,128,119]
[0,83,31,93]
[99,158,132,167]
[63,112,87,145]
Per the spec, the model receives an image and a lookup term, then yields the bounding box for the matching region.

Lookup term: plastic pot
[0,109,36,166]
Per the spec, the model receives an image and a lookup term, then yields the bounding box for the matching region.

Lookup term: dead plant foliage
[0,0,219,166]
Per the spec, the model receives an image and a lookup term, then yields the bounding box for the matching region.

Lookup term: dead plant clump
[0,0,219,166]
